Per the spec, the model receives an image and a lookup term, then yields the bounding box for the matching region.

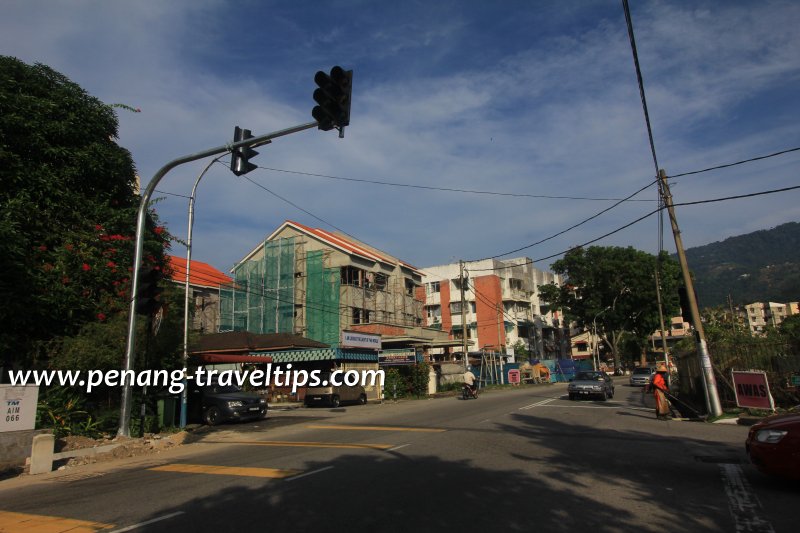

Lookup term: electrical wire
[255,165,655,202]
[466,179,659,262]
[670,146,800,178]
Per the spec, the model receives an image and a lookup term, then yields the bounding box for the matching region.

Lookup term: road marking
[388,444,411,452]
[0,510,113,532]
[149,464,302,478]
[107,512,185,533]
[518,398,557,410]
[285,466,335,482]
[202,440,395,450]
[719,463,775,533]
[306,424,446,433]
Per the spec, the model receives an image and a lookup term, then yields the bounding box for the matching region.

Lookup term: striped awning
[250,348,378,363]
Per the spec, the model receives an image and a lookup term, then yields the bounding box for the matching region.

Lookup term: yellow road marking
[149,464,302,478]
[203,440,395,450]
[307,424,446,433]
[0,510,113,532]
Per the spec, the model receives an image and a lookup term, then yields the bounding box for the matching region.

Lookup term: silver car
[568,371,615,401]
[629,366,656,387]
[304,373,367,408]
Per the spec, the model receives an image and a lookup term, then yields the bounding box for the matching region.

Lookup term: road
[0,378,797,532]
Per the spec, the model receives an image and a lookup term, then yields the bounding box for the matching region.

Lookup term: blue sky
[3,0,799,276]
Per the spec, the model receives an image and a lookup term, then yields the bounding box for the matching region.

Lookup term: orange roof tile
[166,255,232,288]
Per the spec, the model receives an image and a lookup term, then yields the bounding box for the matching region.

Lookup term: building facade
[420,258,566,360]
[166,255,232,334]
[745,301,799,334]
[219,220,431,348]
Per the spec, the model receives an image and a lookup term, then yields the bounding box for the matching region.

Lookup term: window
[351,308,371,324]
[509,278,524,291]
[375,273,388,291]
[341,266,365,287]
[426,281,440,294]
[405,278,417,295]
[426,305,441,319]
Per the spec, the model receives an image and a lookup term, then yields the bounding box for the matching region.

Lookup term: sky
[3,0,800,277]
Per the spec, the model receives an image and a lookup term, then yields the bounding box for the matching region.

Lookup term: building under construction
[219,220,428,348]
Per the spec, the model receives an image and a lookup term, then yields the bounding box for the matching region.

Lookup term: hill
[682,222,800,308]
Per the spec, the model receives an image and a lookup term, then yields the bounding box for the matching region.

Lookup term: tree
[0,56,170,373]
[538,246,682,367]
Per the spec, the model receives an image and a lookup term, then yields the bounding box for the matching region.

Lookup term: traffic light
[136,266,163,316]
[230,126,258,176]
[312,66,352,133]
[678,287,694,323]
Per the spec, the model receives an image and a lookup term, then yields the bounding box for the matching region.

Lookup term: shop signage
[341,330,381,350]
[379,351,417,365]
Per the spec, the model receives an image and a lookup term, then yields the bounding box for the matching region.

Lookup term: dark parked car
[746,411,800,480]
[568,371,615,401]
[189,383,268,426]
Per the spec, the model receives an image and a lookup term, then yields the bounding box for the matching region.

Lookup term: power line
[255,165,655,202]
[671,146,800,178]
[467,182,800,271]
[466,179,659,262]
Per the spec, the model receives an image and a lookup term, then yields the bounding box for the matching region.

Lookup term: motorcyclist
[463,367,477,396]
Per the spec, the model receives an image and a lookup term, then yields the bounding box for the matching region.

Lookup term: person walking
[648,363,671,420]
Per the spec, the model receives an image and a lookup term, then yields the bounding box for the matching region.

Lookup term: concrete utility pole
[460,260,468,370]
[658,169,723,417]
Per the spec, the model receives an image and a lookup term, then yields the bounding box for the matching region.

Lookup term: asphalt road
[0,378,797,532]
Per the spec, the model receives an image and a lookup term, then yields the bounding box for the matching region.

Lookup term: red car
[746,411,800,480]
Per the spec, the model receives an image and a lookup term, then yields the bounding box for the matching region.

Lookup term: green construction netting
[306,250,340,346]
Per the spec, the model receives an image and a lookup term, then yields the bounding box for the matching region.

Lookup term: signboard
[1,385,39,432]
[508,369,521,384]
[731,371,773,410]
[379,351,417,365]
[341,330,381,350]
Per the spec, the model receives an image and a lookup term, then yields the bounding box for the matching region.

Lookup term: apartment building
[421,258,566,360]
[745,301,798,334]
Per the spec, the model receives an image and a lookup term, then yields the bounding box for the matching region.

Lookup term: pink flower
[82,263,91,271]
[106,261,117,268]
[97,312,107,321]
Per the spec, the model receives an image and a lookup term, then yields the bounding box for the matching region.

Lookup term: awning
[195,354,274,364]
[252,348,379,363]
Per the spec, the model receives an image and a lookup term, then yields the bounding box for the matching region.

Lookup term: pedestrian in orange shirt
[648,363,671,420]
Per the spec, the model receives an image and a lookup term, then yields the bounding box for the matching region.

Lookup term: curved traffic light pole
[118,121,317,437]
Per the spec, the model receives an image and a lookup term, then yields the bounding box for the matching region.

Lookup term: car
[629,366,656,386]
[745,411,800,480]
[189,383,268,426]
[568,371,615,401]
[304,374,367,408]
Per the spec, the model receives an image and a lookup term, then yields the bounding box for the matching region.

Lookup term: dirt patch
[55,432,189,469]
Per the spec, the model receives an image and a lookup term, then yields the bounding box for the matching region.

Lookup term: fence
[676,340,800,410]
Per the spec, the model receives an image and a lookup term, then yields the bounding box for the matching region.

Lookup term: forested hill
[682,222,800,308]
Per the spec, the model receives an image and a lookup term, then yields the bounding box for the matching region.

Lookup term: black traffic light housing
[136,266,164,316]
[312,66,352,134]
[230,126,259,176]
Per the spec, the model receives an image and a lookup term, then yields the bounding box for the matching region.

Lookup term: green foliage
[0,56,172,370]
[511,340,530,361]
[36,387,102,439]
[383,368,408,400]
[543,246,682,361]
[408,362,431,397]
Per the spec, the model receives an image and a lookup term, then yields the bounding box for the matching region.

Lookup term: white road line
[388,444,411,452]
[518,398,557,410]
[719,463,775,533]
[285,466,335,482]
[108,511,185,533]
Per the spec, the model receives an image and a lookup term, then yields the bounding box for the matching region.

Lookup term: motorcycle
[462,383,478,400]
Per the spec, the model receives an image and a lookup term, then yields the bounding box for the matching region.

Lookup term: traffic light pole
[117,121,317,437]
[658,169,722,418]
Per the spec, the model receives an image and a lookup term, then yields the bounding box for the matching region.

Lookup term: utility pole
[459,260,468,371]
[654,265,671,371]
[658,169,722,417]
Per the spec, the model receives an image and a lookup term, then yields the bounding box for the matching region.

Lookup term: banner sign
[1,385,39,432]
[341,330,381,350]
[379,351,417,365]
[731,371,773,410]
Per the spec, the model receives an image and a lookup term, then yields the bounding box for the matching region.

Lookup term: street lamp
[179,155,225,428]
